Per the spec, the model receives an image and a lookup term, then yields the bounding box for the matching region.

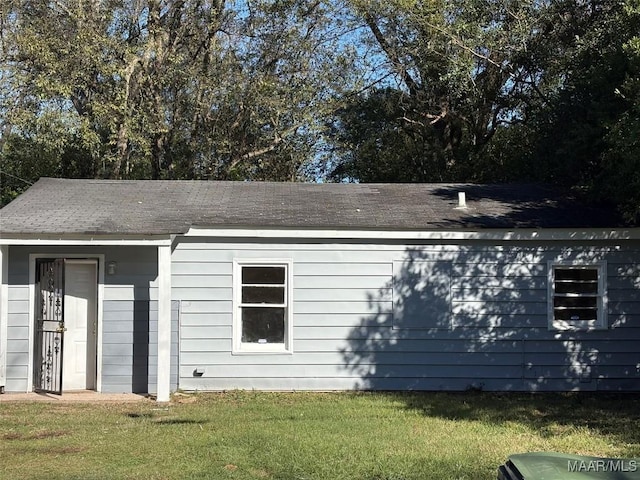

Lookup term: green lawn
[1,392,638,480]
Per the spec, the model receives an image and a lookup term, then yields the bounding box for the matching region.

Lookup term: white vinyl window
[548,262,607,331]
[233,260,293,353]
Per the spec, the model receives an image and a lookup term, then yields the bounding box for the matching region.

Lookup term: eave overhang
[0,234,173,246]
[1,228,638,245]
[183,226,640,241]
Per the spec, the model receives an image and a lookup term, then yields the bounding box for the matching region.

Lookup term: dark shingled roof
[0,178,622,236]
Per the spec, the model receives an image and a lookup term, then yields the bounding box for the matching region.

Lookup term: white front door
[63,261,97,391]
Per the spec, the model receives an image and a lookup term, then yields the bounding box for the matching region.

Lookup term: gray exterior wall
[174,238,640,392]
[100,246,158,393]
[5,237,639,394]
[4,245,172,393]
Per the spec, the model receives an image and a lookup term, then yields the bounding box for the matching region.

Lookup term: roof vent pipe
[458,191,467,208]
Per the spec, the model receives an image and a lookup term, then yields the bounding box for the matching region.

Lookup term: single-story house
[0,178,638,401]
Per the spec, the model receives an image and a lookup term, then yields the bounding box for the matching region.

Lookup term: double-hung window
[233,260,292,353]
[548,262,607,331]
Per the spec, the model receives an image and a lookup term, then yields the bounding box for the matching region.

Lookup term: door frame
[28,254,104,393]
[63,259,99,391]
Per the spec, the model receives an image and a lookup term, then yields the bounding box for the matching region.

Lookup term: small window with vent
[548,262,607,330]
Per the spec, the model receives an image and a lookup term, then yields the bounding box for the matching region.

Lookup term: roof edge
[2,228,637,245]
[183,226,640,241]
[0,234,172,246]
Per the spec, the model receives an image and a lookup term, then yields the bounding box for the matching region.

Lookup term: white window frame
[232,259,293,354]
[547,261,607,331]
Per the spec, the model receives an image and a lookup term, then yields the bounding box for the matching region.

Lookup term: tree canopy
[1,0,354,184]
[1,0,639,224]
[326,0,640,224]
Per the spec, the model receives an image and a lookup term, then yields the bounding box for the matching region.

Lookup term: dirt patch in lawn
[37,445,87,455]
[2,430,69,441]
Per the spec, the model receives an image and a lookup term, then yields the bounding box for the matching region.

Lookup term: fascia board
[183,227,640,241]
[0,236,172,246]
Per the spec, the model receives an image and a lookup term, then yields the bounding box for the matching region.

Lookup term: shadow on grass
[153,418,206,425]
[126,412,155,419]
[126,412,207,425]
[384,391,640,454]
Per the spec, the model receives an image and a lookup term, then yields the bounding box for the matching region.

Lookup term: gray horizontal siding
[100,246,158,394]
[173,240,640,392]
[180,301,232,314]
[178,364,524,378]
[180,351,525,366]
[102,297,154,394]
[5,248,35,391]
[180,337,640,353]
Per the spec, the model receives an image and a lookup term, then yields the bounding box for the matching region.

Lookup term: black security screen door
[34,259,65,395]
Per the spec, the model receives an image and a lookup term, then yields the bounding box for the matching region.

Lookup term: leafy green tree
[329,0,553,182]
[595,0,640,224]
[2,0,638,223]
[326,0,638,224]
[504,0,640,223]
[327,87,452,182]
[1,0,353,199]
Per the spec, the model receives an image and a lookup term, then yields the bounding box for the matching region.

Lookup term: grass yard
[1,391,639,480]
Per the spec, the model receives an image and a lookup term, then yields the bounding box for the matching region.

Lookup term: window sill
[232,347,293,355]
[549,321,608,332]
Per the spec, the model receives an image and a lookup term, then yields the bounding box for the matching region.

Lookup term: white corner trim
[0,246,8,390]
[185,227,640,241]
[156,244,172,402]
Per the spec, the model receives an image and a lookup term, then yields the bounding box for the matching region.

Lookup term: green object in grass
[498,452,640,480]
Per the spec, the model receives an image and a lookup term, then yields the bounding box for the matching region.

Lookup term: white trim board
[4,228,638,244]
[0,246,8,390]
[156,245,172,402]
[1,238,172,246]
[184,227,640,241]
